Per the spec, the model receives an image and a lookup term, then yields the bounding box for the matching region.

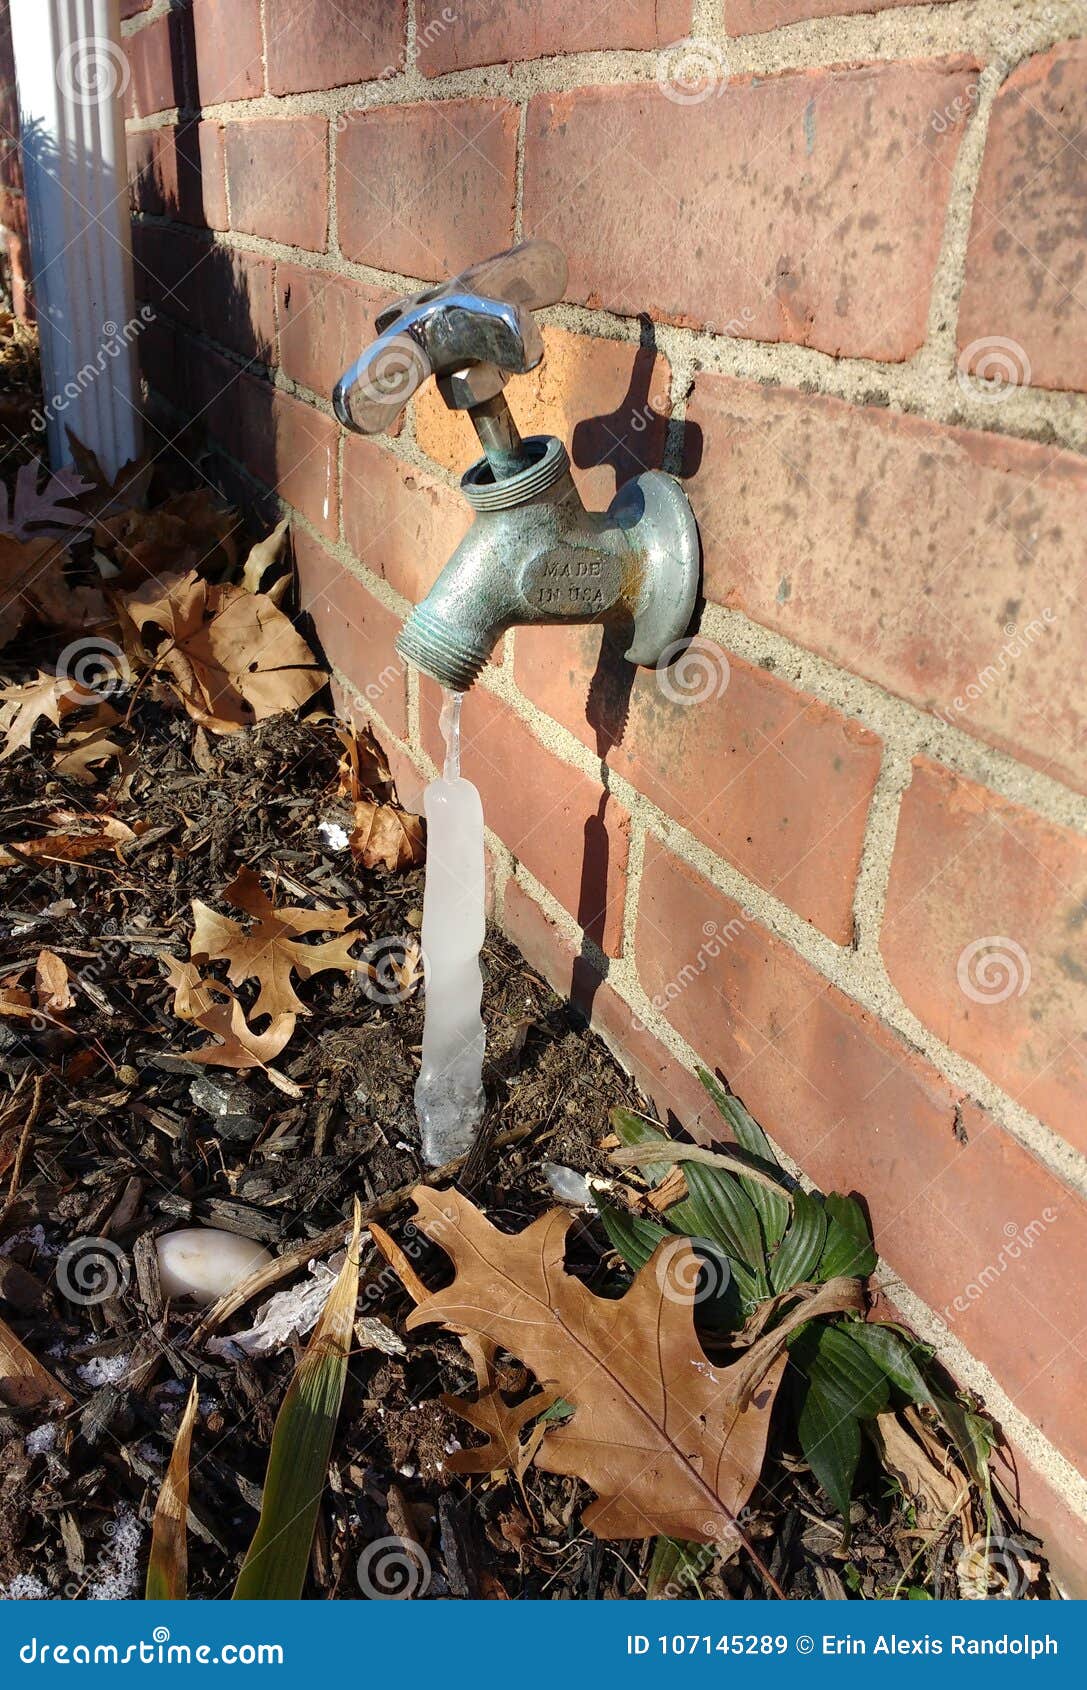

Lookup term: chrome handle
[333,239,568,437]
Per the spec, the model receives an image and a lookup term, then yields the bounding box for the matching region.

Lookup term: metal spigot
[334,240,700,692]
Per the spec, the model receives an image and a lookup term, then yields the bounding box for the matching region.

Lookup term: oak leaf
[350,799,425,872]
[163,956,300,1097]
[0,811,139,867]
[96,489,238,587]
[0,670,100,760]
[387,1188,787,1544]
[442,1335,559,1499]
[35,949,74,1013]
[189,867,367,1021]
[336,724,394,803]
[118,569,324,733]
[0,460,93,540]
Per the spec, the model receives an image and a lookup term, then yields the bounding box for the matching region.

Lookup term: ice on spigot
[414,692,486,1165]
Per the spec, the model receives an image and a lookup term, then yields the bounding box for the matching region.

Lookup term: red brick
[271,390,341,540]
[994,1438,1087,1599]
[192,350,275,479]
[415,325,672,508]
[502,878,715,1133]
[190,0,264,105]
[418,0,691,75]
[126,15,182,118]
[724,0,954,29]
[133,225,276,362]
[226,117,329,252]
[882,759,1087,1152]
[687,375,1087,794]
[515,624,880,943]
[121,0,153,16]
[523,62,976,360]
[958,41,1087,395]
[342,436,471,606]
[278,265,392,401]
[294,531,407,740]
[337,98,518,279]
[144,122,228,230]
[636,840,1087,1472]
[420,682,630,954]
[127,131,162,216]
[266,0,407,94]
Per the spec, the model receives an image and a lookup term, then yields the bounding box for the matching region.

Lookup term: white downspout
[9,0,142,481]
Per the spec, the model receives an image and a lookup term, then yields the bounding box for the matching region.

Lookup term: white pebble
[156,1229,274,1305]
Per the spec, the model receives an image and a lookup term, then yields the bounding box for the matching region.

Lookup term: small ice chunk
[25,1423,57,1456]
[318,819,351,852]
[156,1229,274,1305]
[86,1510,143,1601]
[542,1162,596,1209]
[77,1353,131,1388]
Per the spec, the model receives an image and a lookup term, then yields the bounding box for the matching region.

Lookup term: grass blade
[146,1380,198,1600]
[232,1202,361,1600]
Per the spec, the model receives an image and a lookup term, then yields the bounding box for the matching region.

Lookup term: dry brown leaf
[163,956,301,1096]
[35,950,74,1013]
[241,515,290,593]
[52,724,132,785]
[872,1409,970,1521]
[350,799,425,872]
[0,460,93,540]
[0,987,34,1020]
[118,569,324,733]
[0,670,101,761]
[443,1334,559,1497]
[97,490,238,587]
[386,1187,786,1545]
[0,1312,74,1409]
[336,724,393,803]
[0,811,138,867]
[190,866,366,1021]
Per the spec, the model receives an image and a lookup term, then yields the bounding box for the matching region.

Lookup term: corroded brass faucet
[334,241,700,691]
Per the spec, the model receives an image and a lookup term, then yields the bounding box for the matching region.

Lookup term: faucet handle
[333,239,567,436]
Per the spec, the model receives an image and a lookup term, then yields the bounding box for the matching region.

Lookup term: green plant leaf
[598,1202,672,1272]
[847,1322,934,1406]
[232,1205,361,1600]
[770,1189,828,1292]
[648,1535,717,1600]
[792,1323,891,1421]
[696,1068,790,1250]
[146,1380,198,1600]
[797,1371,860,1521]
[933,1393,995,1524]
[818,1194,877,1281]
[670,1160,766,1282]
[610,1108,673,1187]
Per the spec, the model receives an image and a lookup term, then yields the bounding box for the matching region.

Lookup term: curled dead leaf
[350,799,425,872]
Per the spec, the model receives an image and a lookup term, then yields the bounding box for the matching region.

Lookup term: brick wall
[0,1,28,314]
[97,0,1087,1591]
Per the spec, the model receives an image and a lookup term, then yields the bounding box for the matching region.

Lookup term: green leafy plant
[600,1069,991,1542]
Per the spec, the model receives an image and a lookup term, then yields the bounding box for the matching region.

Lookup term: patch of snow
[25,1423,57,1456]
[0,1223,57,1257]
[76,1353,131,1388]
[1,1573,50,1600]
[86,1510,143,1601]
[318,820,350,852]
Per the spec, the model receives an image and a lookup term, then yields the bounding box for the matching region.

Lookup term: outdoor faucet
[334,241,700,692]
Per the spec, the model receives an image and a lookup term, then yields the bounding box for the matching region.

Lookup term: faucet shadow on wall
[570,315,704,1022]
